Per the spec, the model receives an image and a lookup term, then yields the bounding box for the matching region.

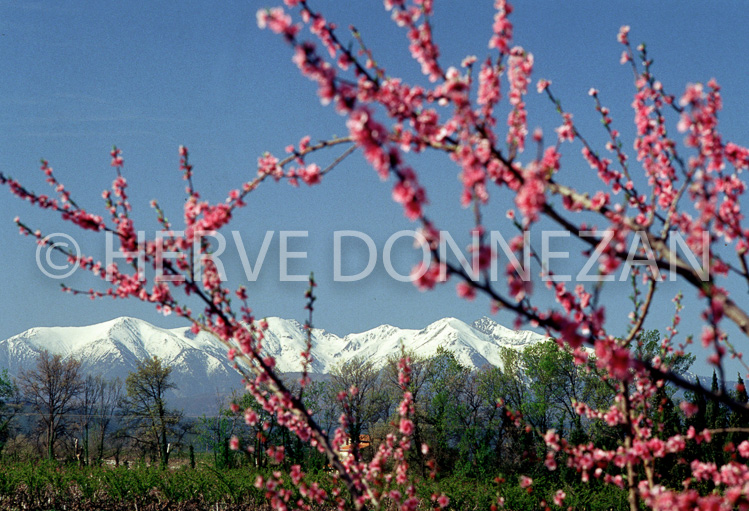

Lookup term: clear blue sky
[1,1,748,375]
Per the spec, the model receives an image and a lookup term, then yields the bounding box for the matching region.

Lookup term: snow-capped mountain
[0,316,547,412]
[0,317,242,413]
[261,316,547,373]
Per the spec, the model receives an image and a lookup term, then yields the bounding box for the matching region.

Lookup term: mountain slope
[255,316,547,373]
[0,317,241,413]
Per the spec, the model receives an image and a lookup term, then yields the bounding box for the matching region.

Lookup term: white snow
[257,315,546,373]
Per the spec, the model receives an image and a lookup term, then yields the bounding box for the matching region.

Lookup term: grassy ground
[0,461,269,511]
[0,459,629,510]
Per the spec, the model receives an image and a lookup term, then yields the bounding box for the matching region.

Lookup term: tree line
[175,329,749,491]
[0,352,184,468]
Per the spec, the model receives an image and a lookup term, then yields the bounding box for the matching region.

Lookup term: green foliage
[195,410,235,469]
[0,369,16,453]
[736,373,749,404]
[705,370,729,432]
[0,461,273,508]
[728,373,749,447]
[328,356,385,460]
[120,356,183,468]
[0,460,630,510]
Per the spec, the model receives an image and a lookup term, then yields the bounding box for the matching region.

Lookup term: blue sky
[1,1,748,375]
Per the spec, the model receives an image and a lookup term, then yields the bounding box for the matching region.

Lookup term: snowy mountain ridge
[0,316,548,412]
[259,316,548,373]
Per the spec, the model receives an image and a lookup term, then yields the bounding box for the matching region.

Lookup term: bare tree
[93,376,122,464]
[18,350,83,460]
[73,374,122,465]
[75,374,103,465]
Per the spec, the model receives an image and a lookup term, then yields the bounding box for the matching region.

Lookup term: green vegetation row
[0,460,628,511]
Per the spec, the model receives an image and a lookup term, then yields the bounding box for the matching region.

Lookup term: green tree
[195,392,241,469]
[473,365,513,474]
[728,373,749,447]
[652,384,681,439]
[383,350,431,473]
[705,371,729,431]
[223,381,329,471]
[0,369,17,454]
[521,340,592,435]
[633,330,691,440]
[120,357,183,468]
[424,347,468,472]
[329,356,385,461]
[685,384,708,432]
[683,377,710,472]
[703,370,730,464]
[634,330,693,375]
[473,348,537,473]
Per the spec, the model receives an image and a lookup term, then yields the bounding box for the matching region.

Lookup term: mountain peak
[471,316,540,344]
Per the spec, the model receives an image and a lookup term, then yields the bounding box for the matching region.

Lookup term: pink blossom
[256,7,299,38]
[456,281,476,300]
[679,401,699,418]
[488,0,513,54]
[110,147,123,168]
[299,163,322,185]
[399,418,414,436]
[437,494,449,508]
[590,191,609,210]
[478,59,501,108]
[739,441,749,458]
[545,452,557,470]
[506,47,533,152]
[610,347,632,380]
[245,409,258,426]
[411,261,447,291]
[347,108,389,179]
[514,165,545,222]
[617,25,630,44]
[553,490,566,506]
[555,113,575,142]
